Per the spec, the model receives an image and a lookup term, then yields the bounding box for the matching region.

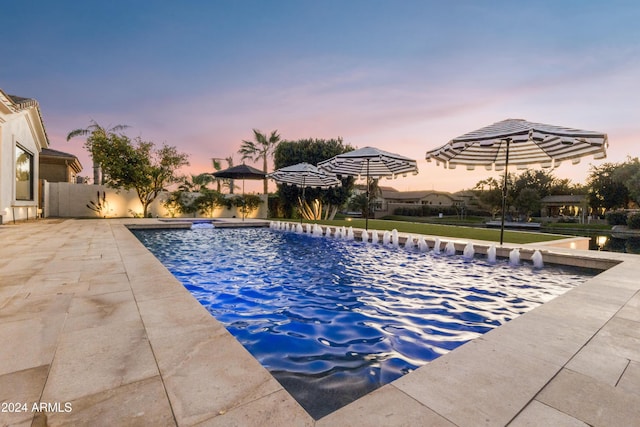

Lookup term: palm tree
[212,156,237,194]
[67,120,129,185]
[239,129,281,194]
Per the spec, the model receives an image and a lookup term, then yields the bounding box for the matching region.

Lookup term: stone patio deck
[1,219,638,426]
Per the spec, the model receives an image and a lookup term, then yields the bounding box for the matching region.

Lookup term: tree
[93,134,189,217]
[511,169,556,201]
[212,156,237,194]
[239,129,281,194]
[586,162,629,214]
[473,177,503,218]
[514,188,541,218]
[179,173,215,193]
[66,120,129,185]
[612,157,640,207]
[347,193,369,216]
[273,138,355,219]
[347,179,381,218]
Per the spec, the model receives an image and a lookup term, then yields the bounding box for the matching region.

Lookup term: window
[15,145,34,201]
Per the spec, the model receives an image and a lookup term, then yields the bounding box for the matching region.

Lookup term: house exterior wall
[40,161,75,183]
[420,193,456,206]
[0,107,45,223]
[45,182,268,219]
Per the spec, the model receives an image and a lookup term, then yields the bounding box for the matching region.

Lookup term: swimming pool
[133,226,594,419]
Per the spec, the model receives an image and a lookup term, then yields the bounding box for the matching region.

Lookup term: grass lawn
[299,218,568,244]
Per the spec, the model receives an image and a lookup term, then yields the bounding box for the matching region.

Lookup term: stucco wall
[45,182,268,219]
[0,109,41,223]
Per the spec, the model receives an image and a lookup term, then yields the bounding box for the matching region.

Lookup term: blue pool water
[133,227,594,418]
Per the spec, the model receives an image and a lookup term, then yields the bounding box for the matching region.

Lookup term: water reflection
[598,236,640,254]
[553,230,640,254]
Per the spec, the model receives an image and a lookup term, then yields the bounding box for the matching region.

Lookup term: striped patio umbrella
[426,119,608,244]
[318,147,418,229]
[267,162,341,190]
[268,162,341,222]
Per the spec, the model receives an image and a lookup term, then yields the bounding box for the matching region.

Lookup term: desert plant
[86,191,109,218]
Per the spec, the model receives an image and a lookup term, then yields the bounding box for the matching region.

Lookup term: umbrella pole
[365,159,370,230]
[500,139,511,246]
[300,177,306,224]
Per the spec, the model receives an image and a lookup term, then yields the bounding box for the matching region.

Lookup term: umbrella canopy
[318,147,419,229]
[318,146,419,179]
[426,119,608,244]
[211,164,266,180]
[425,119,608,171]
[268,162,341,222]
[267,162,341,189]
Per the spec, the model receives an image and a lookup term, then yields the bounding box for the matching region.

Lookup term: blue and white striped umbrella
[267,162,340,189]
[318,146,418,229]
[318,146,418,179]
[426,119,608,171]
[425,119,608,245]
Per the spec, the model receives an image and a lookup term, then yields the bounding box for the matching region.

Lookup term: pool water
[133,227,594,419]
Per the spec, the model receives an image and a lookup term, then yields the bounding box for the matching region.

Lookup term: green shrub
[606,210,628,226]
[557,217,578,224]
[628,213,640,229]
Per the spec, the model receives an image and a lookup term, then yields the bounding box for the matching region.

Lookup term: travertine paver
[41,319,158,403]
[617,292,640,322]
[508,400,588,427]
[0,365,49,427]
[196,389,314,427]
[2,218,640,426]
[316,385,457,427]
[393,337,562,427]
[617,361,640,396]
[536,369,640,427]
[565,344,631,387]
[45,376,175,427]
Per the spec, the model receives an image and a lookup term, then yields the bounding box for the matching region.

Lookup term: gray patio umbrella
[212,164,266,220]
[267,162,341,222]
[318,147,419,229]
[425,118,608,245]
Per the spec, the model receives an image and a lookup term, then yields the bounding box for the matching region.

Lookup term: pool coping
[1,218,639,426]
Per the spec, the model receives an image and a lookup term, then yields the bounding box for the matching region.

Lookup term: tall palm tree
[239,129,281,194]
[67,120,129,185]
[212,155,237,193]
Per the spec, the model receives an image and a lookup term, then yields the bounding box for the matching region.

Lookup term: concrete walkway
[1,219,638,426]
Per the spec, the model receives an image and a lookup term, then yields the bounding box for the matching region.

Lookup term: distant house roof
[40,148,83,173]
[383,190,431,200]
[41,147,78,159]
[354,184,398,192]
[541,195,587,204]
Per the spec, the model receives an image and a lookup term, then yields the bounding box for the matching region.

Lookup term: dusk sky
[3,1,638,193]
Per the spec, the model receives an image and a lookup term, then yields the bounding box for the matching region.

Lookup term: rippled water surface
[133,227,594,418]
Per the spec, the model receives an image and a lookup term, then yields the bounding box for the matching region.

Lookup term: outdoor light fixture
[596,235,608,251]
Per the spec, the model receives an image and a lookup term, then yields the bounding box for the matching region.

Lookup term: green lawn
[299,218,568,244]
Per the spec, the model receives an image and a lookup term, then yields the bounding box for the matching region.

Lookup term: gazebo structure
[540,194,589,222]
